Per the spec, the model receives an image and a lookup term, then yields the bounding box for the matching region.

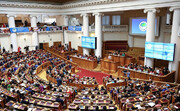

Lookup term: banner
[68,26,82,31]
[10,27,29,33]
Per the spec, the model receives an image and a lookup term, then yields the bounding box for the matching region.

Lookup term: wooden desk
[118,67,175,82]
[0,97,5,108]
[101,59,119,74]
[61,50,78,58]
[25,98,61,110]
[68,82,98,91]
[0,86,19,102]
[105,54,135,66]
[70,56,97,70]
[6,101,28,110]
[36,61,51,74]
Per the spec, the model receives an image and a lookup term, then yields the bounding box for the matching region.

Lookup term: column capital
[30,14,38,18]
[7,14,16,18]
[144,8,160,13]
[80,13,90,17]
[169,7,180,12]
[92,12,104,17]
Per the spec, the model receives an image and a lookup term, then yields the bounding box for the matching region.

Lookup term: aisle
[76,67,110,84]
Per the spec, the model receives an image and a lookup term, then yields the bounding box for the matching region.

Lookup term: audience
[0,49,179,111]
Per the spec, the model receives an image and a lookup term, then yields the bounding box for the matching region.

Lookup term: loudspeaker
[39,43,43,50]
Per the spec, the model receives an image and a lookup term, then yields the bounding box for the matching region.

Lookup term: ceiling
[1,0,88,5]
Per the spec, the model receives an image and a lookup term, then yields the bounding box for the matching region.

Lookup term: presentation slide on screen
[131,18,158,35]
[81,36,96,49]
[145,42,154,58]
[163,43,175,61]
[145,42,175,61]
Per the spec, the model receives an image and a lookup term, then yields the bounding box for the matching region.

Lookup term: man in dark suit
[56,77,62,87]
[55,96,64,105]
[3,47,5,53]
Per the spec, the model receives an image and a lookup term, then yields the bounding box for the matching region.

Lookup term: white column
[144,8,159,67]
[7,14,17,52]
[63,15,69,45]
[93,13,103,57]
[168,7,180,82]
[81,13,90,55]
[128,35,134,47]
[30,15,38,50]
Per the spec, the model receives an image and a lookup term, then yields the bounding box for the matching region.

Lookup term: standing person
[126,70,130,79]
[35,46,38,50]
[24,46,29,52]
[10,44,13,52]
[24,20,28,27]
[3,47,5,53]
[18,46,21,53]
[97,56,101,64]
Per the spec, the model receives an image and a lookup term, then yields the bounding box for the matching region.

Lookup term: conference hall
[0,0,179,110]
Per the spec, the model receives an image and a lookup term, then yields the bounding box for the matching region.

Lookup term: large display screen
[145,42,175,61]
[129,17,159,36]
[81,36,97,49]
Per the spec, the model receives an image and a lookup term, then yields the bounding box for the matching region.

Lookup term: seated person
[108,54,112,60]
[55,96,64,105]
[83,95,90,99]
[101,86,105,90]
[121,53,125,57]
[91,94,95,99]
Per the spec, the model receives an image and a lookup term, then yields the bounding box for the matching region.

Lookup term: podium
[101,58,119,74]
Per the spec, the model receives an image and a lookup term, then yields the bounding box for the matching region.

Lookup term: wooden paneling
[118,67,176,83]
[43,43,49,49]
[178,61,180,83]
[78,46,83,54]
[154,59,169,68]
[103,41,129,51]
[70,56,97,70]
[53,41,61,47]
[104,54,135,66]
[101,59,119,74]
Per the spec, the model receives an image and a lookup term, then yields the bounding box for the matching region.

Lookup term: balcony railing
[0,26,63,34]
[89,25,128,32]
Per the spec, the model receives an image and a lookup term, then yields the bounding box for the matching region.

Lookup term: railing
[44,47,77,67]
[0,25,128,34]
[89,25,128,32]
[0,26,63,34]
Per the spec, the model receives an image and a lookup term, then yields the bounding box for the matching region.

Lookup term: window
[112,15,121,25]
[102,16,110,25]
[44,18,56,24]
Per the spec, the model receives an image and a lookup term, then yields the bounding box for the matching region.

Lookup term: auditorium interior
[0,0,180,111]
